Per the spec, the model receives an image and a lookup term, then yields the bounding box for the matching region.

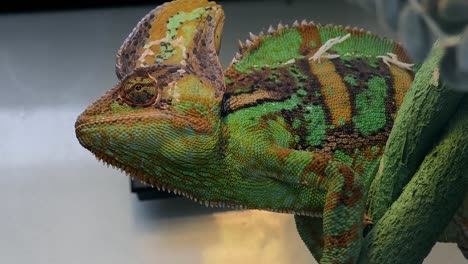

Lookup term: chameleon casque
[75,0,418,263]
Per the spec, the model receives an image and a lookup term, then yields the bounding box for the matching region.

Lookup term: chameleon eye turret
[75,0,226,200]
[119,75,160,107]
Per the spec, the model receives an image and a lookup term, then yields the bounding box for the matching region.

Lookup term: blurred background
[0,0,465,263]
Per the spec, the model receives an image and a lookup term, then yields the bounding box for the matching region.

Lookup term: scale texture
[75,0,419,263]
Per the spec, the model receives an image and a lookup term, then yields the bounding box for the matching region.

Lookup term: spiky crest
[229,21,411,70]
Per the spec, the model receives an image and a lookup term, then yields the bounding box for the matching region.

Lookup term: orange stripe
[138,0,218,66]
[309,60,352,127]
[389,65,413,110]
[298,24,322,55]
[148,0,216,43]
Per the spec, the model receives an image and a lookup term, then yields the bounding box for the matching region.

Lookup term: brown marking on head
[116,0,224,82]
[179,108,214,134]
[76,64,189,129]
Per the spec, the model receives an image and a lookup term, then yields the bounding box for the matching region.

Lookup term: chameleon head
[75,0,227,195]
[75,64,224,185]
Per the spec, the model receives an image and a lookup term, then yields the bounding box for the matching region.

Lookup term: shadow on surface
[131,195,233,220]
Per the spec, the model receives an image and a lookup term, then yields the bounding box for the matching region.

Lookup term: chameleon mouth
[75,124,244,209]
[74,112,176,131]
[87,148,185,196]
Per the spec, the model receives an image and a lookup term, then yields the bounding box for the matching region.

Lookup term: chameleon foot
[364,213,373,226]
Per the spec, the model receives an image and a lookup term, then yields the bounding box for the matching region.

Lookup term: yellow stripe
[298,24,322,55]
[309,60,352,127]
[389,65,413,110]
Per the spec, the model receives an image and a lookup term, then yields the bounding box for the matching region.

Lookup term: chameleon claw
[364,214,373,226]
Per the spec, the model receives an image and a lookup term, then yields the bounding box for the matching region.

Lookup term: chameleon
[74,0,421,263]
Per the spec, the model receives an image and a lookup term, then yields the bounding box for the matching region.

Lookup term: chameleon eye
[121,79,160,107]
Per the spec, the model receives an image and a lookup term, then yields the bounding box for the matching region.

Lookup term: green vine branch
[359,42,468,263]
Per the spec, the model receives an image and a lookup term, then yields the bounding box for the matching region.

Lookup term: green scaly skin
[75,0,416,263]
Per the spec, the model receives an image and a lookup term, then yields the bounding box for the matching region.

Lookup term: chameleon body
[75,0,415,263]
